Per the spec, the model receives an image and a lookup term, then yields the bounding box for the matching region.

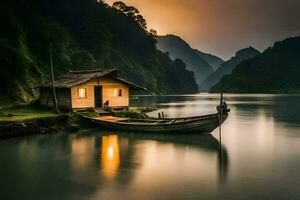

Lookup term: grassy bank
[0,103,60,121]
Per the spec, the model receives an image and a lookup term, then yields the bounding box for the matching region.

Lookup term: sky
[106,0,300,60]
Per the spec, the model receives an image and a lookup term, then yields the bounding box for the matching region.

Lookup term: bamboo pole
[50,47,60,114]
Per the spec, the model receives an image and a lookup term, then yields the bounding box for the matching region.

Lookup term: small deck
[92,116,128,122]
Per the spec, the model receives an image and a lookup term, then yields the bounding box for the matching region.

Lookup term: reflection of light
[101,135,120,179]
[108,146,114,158]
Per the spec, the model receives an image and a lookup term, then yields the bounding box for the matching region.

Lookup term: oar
[218,92,223,147]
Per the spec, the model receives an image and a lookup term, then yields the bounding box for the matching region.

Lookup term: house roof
[39,69,146,91]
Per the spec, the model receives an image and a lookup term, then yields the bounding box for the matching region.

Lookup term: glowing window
[114,88,122,97]
[78,88,87,98]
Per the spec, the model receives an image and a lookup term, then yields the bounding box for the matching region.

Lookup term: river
[0,94,300,200]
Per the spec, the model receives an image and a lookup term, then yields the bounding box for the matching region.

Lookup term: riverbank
[0,115,80,139]
[0,103,60,121]
[0,104,152,139]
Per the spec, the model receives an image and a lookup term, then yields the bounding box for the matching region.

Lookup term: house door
[94,86,102,107]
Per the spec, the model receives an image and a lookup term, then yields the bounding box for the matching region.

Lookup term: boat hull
[87,112,228,133]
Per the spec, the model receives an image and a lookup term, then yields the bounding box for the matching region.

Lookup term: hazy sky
[106,0,300,60]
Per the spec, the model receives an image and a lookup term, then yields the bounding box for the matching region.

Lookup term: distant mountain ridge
[156,34,214,86]
[200,47,260,91]
[211,36,300,93]
[194,49,224,70]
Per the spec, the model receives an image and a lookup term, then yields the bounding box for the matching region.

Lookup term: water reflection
[71,137,95,169]
[135,94,300,125]
[218,145,229,184]
[100,135,120,179]
[1,94,300,200]
[96,132,229,186]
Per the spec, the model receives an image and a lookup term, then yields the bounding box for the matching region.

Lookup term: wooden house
[38,69,146,110]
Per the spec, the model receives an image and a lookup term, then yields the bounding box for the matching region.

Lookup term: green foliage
[201,47,260,91]
[112,1,147,30]
[0,0,198,103]
[211,37,300,93]
[0,13,42,101]
[114,110,149,119]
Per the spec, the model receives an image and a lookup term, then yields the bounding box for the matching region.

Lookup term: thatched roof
[39,69,146,91]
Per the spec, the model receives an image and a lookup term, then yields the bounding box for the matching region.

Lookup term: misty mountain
[200,47,260,91]
[156,34,214,86]
[211,36,300,93]
[194,49,224,70]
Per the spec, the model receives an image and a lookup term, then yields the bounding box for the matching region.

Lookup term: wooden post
[218,92,223,148]
[50,47,60,114]
[219,92,223,107]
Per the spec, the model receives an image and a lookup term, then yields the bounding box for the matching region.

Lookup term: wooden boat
[83,111,228,133]
[81,93,229,133]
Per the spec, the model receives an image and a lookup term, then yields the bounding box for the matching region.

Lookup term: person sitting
[217,101,230,113]
[103,100,109,108]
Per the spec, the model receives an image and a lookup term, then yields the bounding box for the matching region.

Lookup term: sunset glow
[107,0,300,59]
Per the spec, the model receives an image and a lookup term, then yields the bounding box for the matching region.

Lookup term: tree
[112,1,147,30]
[135,14,147,30]
[149,29,157,36]
[112,1,127,11]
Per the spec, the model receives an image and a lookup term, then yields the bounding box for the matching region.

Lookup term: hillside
[200,47,260,91]
[211,36,300,93]
[0,0,198,102]
[156,34,214,86]
[194,49,224,70]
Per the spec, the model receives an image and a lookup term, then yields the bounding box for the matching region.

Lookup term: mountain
[156,34,214,86]
[0,0,198,102]
[200,47,260,91]
[211,36,300,93]
[194,49,224,70]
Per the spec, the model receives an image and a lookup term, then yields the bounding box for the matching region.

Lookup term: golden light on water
[71,137,95,169]
[101,135,120,179]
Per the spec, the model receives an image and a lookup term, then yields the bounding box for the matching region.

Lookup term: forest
[0,0,198,102]
[211,36,300,93]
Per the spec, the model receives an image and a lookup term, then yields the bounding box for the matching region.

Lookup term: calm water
[1,94,300,200]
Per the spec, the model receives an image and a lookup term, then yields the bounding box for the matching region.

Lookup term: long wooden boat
[81,109,229,133]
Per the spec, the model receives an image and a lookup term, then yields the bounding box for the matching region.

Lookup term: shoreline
[0,115,80,139]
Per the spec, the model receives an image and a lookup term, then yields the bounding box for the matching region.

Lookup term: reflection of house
[71,137,96,169]
[39,69,146,110]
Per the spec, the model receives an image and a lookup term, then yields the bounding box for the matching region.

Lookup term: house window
[78,88,87,98]
[114,88,122,97]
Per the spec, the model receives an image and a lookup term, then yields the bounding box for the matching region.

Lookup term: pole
[218,92,223,149]
[219,92,223,107]
[50,46,60,114]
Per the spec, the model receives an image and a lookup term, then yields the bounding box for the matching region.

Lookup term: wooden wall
[39,88,71,109]
[71,80,98,109]
[101,78,129,108]
[70,78,129,109]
